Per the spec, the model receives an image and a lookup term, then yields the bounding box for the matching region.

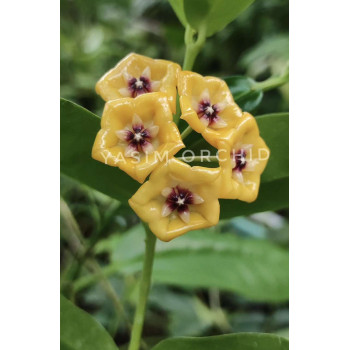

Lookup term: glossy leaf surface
[60,295,119,350]
[92,228,289,302]
[152,333,289,350]
[60,98,139,203]
[169,0,255,37]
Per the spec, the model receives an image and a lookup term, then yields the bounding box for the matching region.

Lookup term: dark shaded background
[61,0,288,116]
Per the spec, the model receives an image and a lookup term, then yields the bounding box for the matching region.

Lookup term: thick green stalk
[181,25,207,137]
[176,155,218,163]
[128,224,157,350]
[182,25,206,71]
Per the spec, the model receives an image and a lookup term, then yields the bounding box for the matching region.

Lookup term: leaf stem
[252,66,289,92]
[181,24,207,139]
[182,25,206,70]
[128,224,157,350]
[180,125,193,140]
[176,155,218,163]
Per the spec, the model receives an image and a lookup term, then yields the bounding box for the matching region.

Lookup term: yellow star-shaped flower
[96,53,181,113]
[178,71,244,148]
[129,158,221,241]
[92,93,184,183]
[218,113,270,202]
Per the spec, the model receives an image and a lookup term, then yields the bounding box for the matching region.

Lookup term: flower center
[198,100,219,124]
[134,132,143,141]
[205,106,215,115]
[127,124,152,152]
[116,116,159,156]
[232,149,247,172]
[128,76,151,97]
[161,186,204,223]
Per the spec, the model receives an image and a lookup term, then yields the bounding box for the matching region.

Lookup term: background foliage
[60,0,289,348]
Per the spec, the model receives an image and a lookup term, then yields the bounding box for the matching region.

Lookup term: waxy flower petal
[92,94,184,183]
[96,53,181,113]
[129,159,221,242]
[218,113,270,202]
[178,71,244,148]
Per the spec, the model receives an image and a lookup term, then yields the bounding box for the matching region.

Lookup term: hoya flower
[92,93,184,183]
[95,53,181,113]
[218,113,270,202]
[178,71,243,148]
[129,158,221,241]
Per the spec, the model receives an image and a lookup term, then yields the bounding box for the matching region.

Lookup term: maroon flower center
[128,76,152,97]
[197,100,219,125]
[165,186,194,214]
[232,149,247,172]
[125,122,152,152]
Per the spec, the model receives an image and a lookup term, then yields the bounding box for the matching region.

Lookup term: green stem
[180,125,193,140]
[182,25,206,70]
[181,24,207,138]
[252,67,289,92]
[128,224,157,350]
[176,155,218,163]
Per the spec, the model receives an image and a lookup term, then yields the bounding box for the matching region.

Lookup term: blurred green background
[60,0,289,348]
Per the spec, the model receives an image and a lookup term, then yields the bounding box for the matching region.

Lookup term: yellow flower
[218,113,270,202]
[178,71,244,148]
[129,158,221,241]
[92,93,184,183]
[96,53,181,113]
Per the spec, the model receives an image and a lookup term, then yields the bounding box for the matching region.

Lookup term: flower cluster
[92,53,270,241]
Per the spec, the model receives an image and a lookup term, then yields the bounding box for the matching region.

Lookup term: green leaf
[152,333,288,350]
[94,229,289,302]
[224,75,263,113]
[206,0,256,37]
[60,295,119,350]
[171,0,255,37]
[257,113,289,182]
[220,177,289,219]
[183,0,211,33]
[168,0,188,27]
[60,98,139,203]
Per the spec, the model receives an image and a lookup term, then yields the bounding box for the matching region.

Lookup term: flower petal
[116,129,133,141]
[192,193,204,204]
[200,88,210,102]
[241,144,254,151]
[118,87,131,97]
[141,66,151,79]
[132,114,143,128]
[161,202,173,217]
[122,69,132,83]
[141,140,154,154]
[161,187,173,197]
[178,207,190,223]
[199,115,210,127]
[211,117,228,129]
[231,158,237,169]
[125,143,138,157]
[151,80,161,91]
[215,101,228,112]
[245,159,259,171]
[147,125,159,138]
[233,170,244,183]
[191,97,199,110]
